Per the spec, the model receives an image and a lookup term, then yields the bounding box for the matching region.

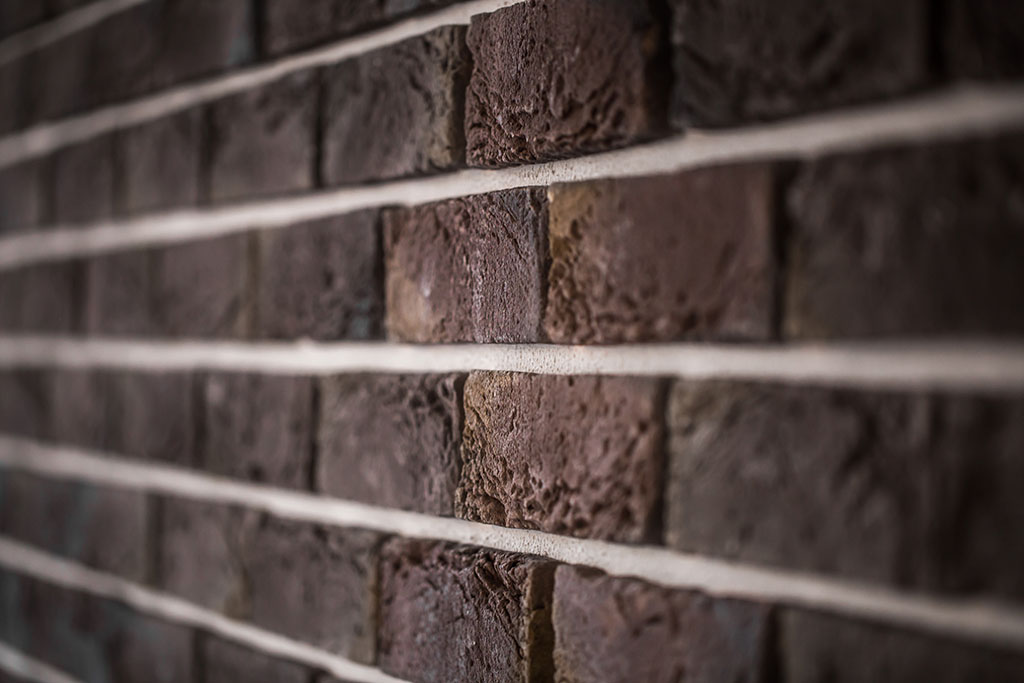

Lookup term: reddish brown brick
[457,372,664,543]
[946,0,1024,80]
[255,212,382,341]
[0,160,47,233]
[0,262,83,333]
[202,637,311,683]
[666,381,1024,599]
[465,0,669,167]
[545,163,779,343]
[52,135,115,224]
[785,134,1024,338]
[553,566,770,683]
[317,374,463,514]
[383,188,548,342]
[670,0,930,127]
[322,27,470,185]
[116,108,203,215]
[379,539,555,683]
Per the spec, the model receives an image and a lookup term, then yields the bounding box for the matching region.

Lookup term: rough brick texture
[318,374,464,514]
[383,188,548,342]
[458,372,665,543]
[670,0,930,127]
[553,566,770,683]
[378,540,555,683]
[466,0,669,167]
[0,161,47,233]
[202,637,312,683]
[255,212,383,340]
[116,108,203,215]
[946,0,1024,80]
[52,135,115,225]
[666,381,1024,599]
[786,134,1024,338]
[322,27,471,185]
[546,163,779,343]
[0,262,83,333]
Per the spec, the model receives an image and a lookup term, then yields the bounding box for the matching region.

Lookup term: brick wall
[0,1,1023,682]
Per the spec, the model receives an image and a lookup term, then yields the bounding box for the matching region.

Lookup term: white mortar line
[1,437,1023,650]
[0,538,408,683]
[0,0,521,168]
[1,336,1024,393]
[1,85,1023,270]
[0,642,82,683]
[0,0,148,67]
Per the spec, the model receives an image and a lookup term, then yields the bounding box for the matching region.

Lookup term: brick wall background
[0,1,1023,681]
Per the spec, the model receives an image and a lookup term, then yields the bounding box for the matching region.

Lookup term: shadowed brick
[53,136,115,224]
[465,0,669,167]
[117,108,203,215]
[202,637,311,683]
[0,371,50,439]
[90,3,160,106]
[83,600,194,683]
[946,0,1024,80]
[553,566,770,683]
[0,161,47,233]
[378,539,555,683]
[545,163,779,343]
[0,0,45,37]
[0,262,83,333]
[152,0,254,90]
[318,374,463,514]
[383,188,548,342]
[26,27,91,122]
[0,60,26,135]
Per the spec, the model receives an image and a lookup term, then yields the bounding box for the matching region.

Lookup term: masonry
[0,1,1023,682]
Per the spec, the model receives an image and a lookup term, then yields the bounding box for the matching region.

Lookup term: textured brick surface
[553,566,770,683]
[782,610,1024,682]
[52,136,115,224]
[379,540,555,683]
[202,637,311,683]
[116,108,203,215]
[466,0,669,167]
[458,373,665,543]
[151,0,254,90]
[207,70,317,202]
[198,373,313,487]
[546,164,779,343]
[90,4,159,106]
[255,212,382,340]
[0,371,50,439]
[666,381,1024,598]
[322,27,470,185]
[786,135,1024,338]
[946,0,1024,80]
[0,161,47,233]
[383,188,548,342]
[0,262,83,333]
[318,374,463,514]
[670,0,930,127]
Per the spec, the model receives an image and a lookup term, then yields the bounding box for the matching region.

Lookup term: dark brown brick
[207,70,317,203]
[0,0,46,37]
[89,3,160,105]
[785,135,1024,338]
[545,163,779,344]
[317,374,463,514]
[946,0,1024,80]
[52,135,115,224]
[782,610,1024,682]
[0,59,26,135]
[84,249,153,336]
[81,599,195,683]
[666,381,1024,599]
[457,372,664,543]
[26,29,92,122]
[255,212,382,341]
[151,0,254,90]
[465,0,669,167]
[0,262,83,333]
[0,371,50,439]
[198,373,313,487]
[116,108,203,215]
[669,0,930,127]
[0,161,47,233]
[202,637,311,683]
[378,539,555,683]
[553,566,770,683]
[383,188,548,342]
[322,26,470,185]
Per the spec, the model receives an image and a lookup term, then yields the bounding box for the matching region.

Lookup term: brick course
[116,108,203,215]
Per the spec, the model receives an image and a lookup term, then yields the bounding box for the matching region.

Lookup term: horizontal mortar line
[0,537,408,683]
[0,0,148,67]
[1,437,1023,650]
[1,84,1023,270]
[0,641,82,683]
[0,0,521,168]
[1,336,1024,392]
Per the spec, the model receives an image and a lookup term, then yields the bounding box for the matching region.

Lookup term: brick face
[116,108,203,215]
[52,136,115,225]
[0,371,51,439]
[458,373,665,543]
[0,262,83,334]
[945,0,1024,80]
[202,637,312,683]
[0,161,47,233]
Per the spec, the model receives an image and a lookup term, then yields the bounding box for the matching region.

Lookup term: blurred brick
[90,3,160,105]
[52,136,115,225]
[116,108,203,215]
[0,262,83,333]
[0,0,46,37]
[202,637,311,683]
[26,29,92,122]
[152,0,254,90]
[0,60,27,135]
[0,371,51,439]
[0,161,47,233]
[946,0,1024,80]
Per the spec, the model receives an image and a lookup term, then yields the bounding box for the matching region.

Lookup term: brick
[0,0,46,36]
[0,60,27,135]
[52,136,115,224]
[0,161,47,233]
[0,262,83,333]
[781,610,1024,682]
[322,26,470,185]
[49,369,118,452]
[666,381,1024,599]
[669,0,930,127]
[465,0,669,167]
[152,0,254,90]
[946,0,1024,80]
[785,135,1024,338]
[254,212,383,341]
[378,540,555,683]
[202,637,311,683]
[89,4,160,105]
[26,29,91,122]
[116,108,203,215]
[317,374,463,514]
[207,70,317,202]
[545,163,779,343]
[0,371,50,439]
[383,188,548,342]
[553,566,770,683]
[198,373,313,487]
[84,250,153,336]
[48,0,97,13]
[457,373,664,543]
